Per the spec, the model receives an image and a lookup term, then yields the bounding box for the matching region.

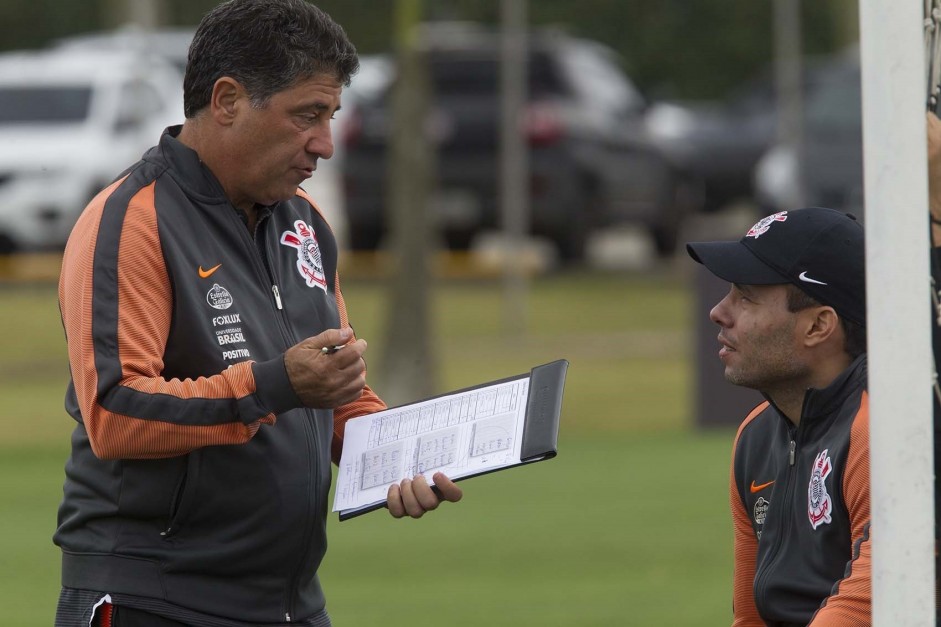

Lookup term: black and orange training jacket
[730,356,870,626]
[54,126,385,626]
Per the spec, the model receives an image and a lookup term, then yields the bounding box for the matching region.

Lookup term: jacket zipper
[229,208,320,622]
[753,429,798,615]
[752,394,812,615]
[250,216,321,622]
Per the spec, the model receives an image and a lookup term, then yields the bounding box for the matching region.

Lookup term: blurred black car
[341,23,689,261]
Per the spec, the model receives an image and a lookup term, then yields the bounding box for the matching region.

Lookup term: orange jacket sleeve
[292,188,388,465]
[330,272,386,464]
[731,405,767,627]
[60,181,279,460]
[808,393,871,626]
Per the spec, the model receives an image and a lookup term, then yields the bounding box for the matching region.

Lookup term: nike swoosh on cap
[798,271,827,285]
[750,480,774,493]
[198,264,222,278]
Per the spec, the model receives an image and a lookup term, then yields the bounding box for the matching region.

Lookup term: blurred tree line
[0,0,857,100]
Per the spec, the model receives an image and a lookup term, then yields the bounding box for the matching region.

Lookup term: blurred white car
[54,26,194,74]
[51,29,389,253]
[0,47,184,252]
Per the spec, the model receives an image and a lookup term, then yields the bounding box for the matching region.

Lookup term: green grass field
[0,270,737,626]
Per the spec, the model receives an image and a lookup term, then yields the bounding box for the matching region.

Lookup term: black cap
[686,207,866,326]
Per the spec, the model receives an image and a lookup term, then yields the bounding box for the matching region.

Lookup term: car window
[119,79,164,119]
[427,51,565,98]
[0,86,92,124]
[560,42,645,114]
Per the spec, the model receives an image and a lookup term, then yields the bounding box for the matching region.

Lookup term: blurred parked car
[0,48,183,252]
[54,28,384,252]
[646,59,835,214]
[306,54,393,250]
[341,23,688,261]
[753,50,862,219]
[54,26,195,73]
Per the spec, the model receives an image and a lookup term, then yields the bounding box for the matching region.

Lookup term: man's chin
[724,370,755,389]
[256,188,302,206]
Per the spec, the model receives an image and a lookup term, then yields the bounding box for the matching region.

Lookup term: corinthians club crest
[281,220,327,292]
[808,449,833,530]
[746,211,788,239]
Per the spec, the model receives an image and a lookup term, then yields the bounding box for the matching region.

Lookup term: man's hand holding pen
[286,327,464,518]
[284,327,366,408]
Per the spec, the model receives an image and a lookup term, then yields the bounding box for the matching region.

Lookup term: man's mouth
[718,335,736,358]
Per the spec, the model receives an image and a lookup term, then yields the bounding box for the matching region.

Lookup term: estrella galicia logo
[754,496,769,539]
[280,220,327,292]
[206,283,234,310]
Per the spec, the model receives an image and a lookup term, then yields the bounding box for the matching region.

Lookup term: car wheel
[554,175,599,263]
[0,233,17,256]
[349,226,383,251]
[444,228,475,251]
[555,218,589,263]
[650,222,679,258]
[651,173,702,258]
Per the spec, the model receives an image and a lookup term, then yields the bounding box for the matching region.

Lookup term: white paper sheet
[333,376,531,516]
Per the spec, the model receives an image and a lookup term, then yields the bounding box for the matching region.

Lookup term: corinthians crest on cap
[746,211,788,239]
[281,220,327,292]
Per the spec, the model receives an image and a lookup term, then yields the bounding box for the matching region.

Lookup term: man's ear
[209,77,244,126]
[802,306,840,348]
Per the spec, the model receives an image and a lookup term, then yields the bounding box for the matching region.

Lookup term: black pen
[321,344,346,355]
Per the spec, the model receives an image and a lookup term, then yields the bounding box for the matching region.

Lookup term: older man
[54,2,460,626]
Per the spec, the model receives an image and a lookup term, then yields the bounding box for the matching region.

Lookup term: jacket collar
[149,126,280,228]
[761,354,867,427]
[150,125,230,204]
[800,354,867,424]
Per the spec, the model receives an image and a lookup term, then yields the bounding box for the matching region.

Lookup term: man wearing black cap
[687,207,870,625]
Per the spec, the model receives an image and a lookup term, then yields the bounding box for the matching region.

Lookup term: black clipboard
[336,359,568,521]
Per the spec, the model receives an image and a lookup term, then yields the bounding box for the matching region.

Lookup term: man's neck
[767,354,854,427]
[177,120,257,232]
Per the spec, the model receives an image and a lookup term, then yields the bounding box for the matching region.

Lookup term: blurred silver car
[753,50,863,219]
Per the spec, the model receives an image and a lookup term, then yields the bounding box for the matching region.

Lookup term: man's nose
[710,293,732,327]
[307,126,335,160]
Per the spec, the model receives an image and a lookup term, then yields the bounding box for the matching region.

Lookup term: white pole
[859,1,936,624]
